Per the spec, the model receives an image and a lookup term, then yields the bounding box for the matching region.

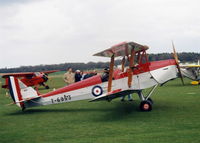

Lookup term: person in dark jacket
[75,70,82,82]
[101,68,109,82]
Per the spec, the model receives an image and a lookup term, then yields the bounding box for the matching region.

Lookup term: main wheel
[45,85,50,89]
[147,98,153,104]
[140,100,152,111]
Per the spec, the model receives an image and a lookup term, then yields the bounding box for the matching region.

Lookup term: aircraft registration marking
[51,95,71,104]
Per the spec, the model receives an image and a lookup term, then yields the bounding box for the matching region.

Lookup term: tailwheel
[140,100,152,112]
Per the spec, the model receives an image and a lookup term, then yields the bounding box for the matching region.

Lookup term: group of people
[63,68,97,85]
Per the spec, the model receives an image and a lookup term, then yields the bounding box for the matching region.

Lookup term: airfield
[0,72,200,143]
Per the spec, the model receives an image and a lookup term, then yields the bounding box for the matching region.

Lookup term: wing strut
[128,48,135,88]
[121,56,125,72]
[107,54,115,92]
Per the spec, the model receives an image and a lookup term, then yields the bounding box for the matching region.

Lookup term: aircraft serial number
[51,95,71,104]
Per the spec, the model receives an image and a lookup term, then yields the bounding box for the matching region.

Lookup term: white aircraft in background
[180,61,200,85]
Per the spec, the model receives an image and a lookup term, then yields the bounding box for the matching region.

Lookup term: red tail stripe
[14,78,24,107]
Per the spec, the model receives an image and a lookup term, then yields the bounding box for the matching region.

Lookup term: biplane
[6,41,181,111]
[1,70,59,89]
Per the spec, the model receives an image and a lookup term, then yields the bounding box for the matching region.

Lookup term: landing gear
[147,98,153,104]
[41,83,50,89]
[45,85,50,89]
[137,84,158,111]
[140,100,152,111]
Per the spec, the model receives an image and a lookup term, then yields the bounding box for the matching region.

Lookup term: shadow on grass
[5,107,109,116]
[95,101,139,121]
[5,100,136,113]
[5,100,172,121]
[99,100,175,121]
[164,82,193,87]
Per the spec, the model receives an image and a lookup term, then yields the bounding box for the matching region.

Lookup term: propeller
[172,41,184,85]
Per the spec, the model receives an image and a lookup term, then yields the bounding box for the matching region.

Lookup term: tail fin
[8,76,39,109]
[8,76,24,108]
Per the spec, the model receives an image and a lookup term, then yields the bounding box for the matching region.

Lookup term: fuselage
[24,59,177,108]
[181,68,199,81]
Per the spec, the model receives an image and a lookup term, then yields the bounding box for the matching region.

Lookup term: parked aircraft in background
[180,63,200,85]
[1,70,59,89]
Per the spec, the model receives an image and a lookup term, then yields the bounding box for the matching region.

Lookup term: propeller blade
[177,64,185,85]
[172,41,178,63]
[172,41,184,85]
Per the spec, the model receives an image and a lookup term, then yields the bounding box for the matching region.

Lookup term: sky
[0,0,200,68]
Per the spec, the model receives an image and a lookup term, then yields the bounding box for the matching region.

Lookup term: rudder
[8,76,25,110]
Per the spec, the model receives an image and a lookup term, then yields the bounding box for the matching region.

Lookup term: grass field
[0,75,200,143]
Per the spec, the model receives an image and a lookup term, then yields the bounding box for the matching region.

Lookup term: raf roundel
[92,86,103,97]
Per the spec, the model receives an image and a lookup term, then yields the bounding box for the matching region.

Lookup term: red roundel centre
[95,89,99,93]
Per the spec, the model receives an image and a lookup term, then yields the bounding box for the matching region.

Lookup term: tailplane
[8,76,39,110]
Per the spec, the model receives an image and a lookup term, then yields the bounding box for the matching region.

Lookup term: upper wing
[180,65,200,68]
[90,89,134,102]
[1,72,35,78]
[1,70,59,78]
[93,41,149,58]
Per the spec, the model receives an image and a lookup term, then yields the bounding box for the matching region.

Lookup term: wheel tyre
[140,100,152,112]
[45,85,50,89]
[147,98,153,104]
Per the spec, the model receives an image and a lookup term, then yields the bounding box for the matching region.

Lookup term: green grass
[0,76,200,143]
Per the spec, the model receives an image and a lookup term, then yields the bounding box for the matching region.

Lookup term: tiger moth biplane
[7,41,181,111]
[1,70,59,89]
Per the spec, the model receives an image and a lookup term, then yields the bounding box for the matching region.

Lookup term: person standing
[75,70,82,82]
[121,94,133,101]
[63,68,75,85]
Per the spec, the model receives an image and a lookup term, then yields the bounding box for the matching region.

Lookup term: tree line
[0,52,199,73]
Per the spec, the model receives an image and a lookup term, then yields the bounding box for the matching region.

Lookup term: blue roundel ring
[92,86,103,97]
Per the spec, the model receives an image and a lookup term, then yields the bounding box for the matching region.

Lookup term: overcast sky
[0,0,200,68]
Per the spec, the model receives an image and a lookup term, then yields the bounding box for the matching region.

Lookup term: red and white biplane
[6,42,181,111]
